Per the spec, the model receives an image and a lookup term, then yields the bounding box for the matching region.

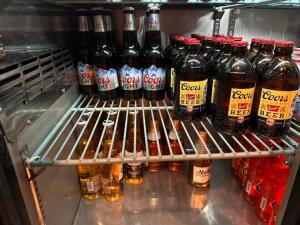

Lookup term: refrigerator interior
[1,1,300,225]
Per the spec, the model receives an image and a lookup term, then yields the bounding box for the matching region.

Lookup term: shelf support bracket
[227,9,239,37]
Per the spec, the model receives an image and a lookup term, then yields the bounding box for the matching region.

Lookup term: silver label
[124,14,135,31]
[148,13,160,31]
[104,15,113,31]
[79,16,89,32]
[93,15,105,32]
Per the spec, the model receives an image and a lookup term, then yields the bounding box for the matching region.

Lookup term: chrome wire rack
[28,95,300,167]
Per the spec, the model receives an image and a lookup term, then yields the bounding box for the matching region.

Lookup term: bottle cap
[170,34,178,40]
[229,36,243,41]
[176,36,185,41]
[231,41,249,47]
[102,120,114,127]
[251,38,265,43]
[275,41,295,47]
[91,7,104,11]
[216,34,227,38]
[261,39,275,45]
[202,36,214,41]
[185,38,200,45]
[124,7,135,11]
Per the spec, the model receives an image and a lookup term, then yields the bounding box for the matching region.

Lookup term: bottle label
[81,175,100,193]
[77,62,96,85]
[104,15,112,31]
[93,15,105,32]
[124,14,135,31]
[211,79,216,104]
[170,68,175,94]
[258,88,297,122]
[124,151,144,178]
[228,87,255,120]
[193,165,211,184]
[120,65,142,90]
[143,65,166,91]
[148,13,160,31]
[95,68,119,91]
[179,80,208,107]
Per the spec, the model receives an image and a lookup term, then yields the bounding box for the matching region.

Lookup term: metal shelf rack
[27,95,300,167]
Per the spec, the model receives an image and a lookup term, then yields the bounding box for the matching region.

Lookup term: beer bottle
[174,38,208,121]
[143,6,166,101]
[167,120,183,172]
[210,39,232,120]
[190,130,212,188]
[99,120,123,201]
[213,41,256,134]
[76,9,96,96]
[124,111,145,184]
[119,7,143,100]
[251,41,299,136]
[206,38,227,115]
[166,36,187,100]
[247,38,263,61]
[191,34,204,42]
[92,10,119,101]
[200,36,214,64]
[76,114,101,200]
[165,34,177,60]
[147,120,163,172]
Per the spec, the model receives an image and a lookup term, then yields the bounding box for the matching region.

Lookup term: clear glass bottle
[99,120,123,201]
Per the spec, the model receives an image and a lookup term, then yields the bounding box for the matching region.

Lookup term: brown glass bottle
[247,38,263,61]
[174,38,208,121]
[213,41,257,134]
[76,9,97,96]
[143,7,166,101]
[166,36,187,100]
[210,40,232,121]
[251,41,300,137]
[119,7,143,100]
[206,38,226,115]
[92,10,119,101]
[200,36,214,64]
[251,39,274,67]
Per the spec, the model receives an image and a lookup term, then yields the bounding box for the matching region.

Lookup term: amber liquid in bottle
[167,120,183,172]
[76,113,101,200]
[147,120,163,172]
[99,120,123,201]
[190,131,212,188]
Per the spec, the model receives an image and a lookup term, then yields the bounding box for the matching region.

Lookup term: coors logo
[143,65,165,91]
[120,65,142,90]
[95,68,119,91]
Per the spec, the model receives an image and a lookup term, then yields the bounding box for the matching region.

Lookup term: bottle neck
[232,46,248,57]
[213,42,222,51]
[93,15,106,46]
[202,41,213,51]
[259,45,273,55]
[78,15,90,45]
[250,42,260,51]
[145,11,161,46]
[123,11,138,46]
[188,44,200,55]
[105,125,114,140]
[222,43,232,54]
[275,46,293,59]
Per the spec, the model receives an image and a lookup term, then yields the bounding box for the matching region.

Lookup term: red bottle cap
[185,38,200,44]
[229,36,243,41]
[218,38,228,44]
[231,41,249,47]
[170,34,178,40]
[275,41,295,47]
[261,39,275,45]
[202,36,214,41]
[176,36,185,41]
[251,38,265,43]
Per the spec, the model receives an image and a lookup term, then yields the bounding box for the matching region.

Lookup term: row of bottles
[231,134,289,225]
[76,7,165,101]
[75,110,212,201]
[166,35,299,137]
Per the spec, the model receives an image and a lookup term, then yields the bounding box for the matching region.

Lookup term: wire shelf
[27,95,300,167]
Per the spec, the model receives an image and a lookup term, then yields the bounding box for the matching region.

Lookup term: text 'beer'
[174,38,208,120]
[143,6,166,100]
[251,41,300,136]
[119,7,143,100]
[214,41,256,134]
